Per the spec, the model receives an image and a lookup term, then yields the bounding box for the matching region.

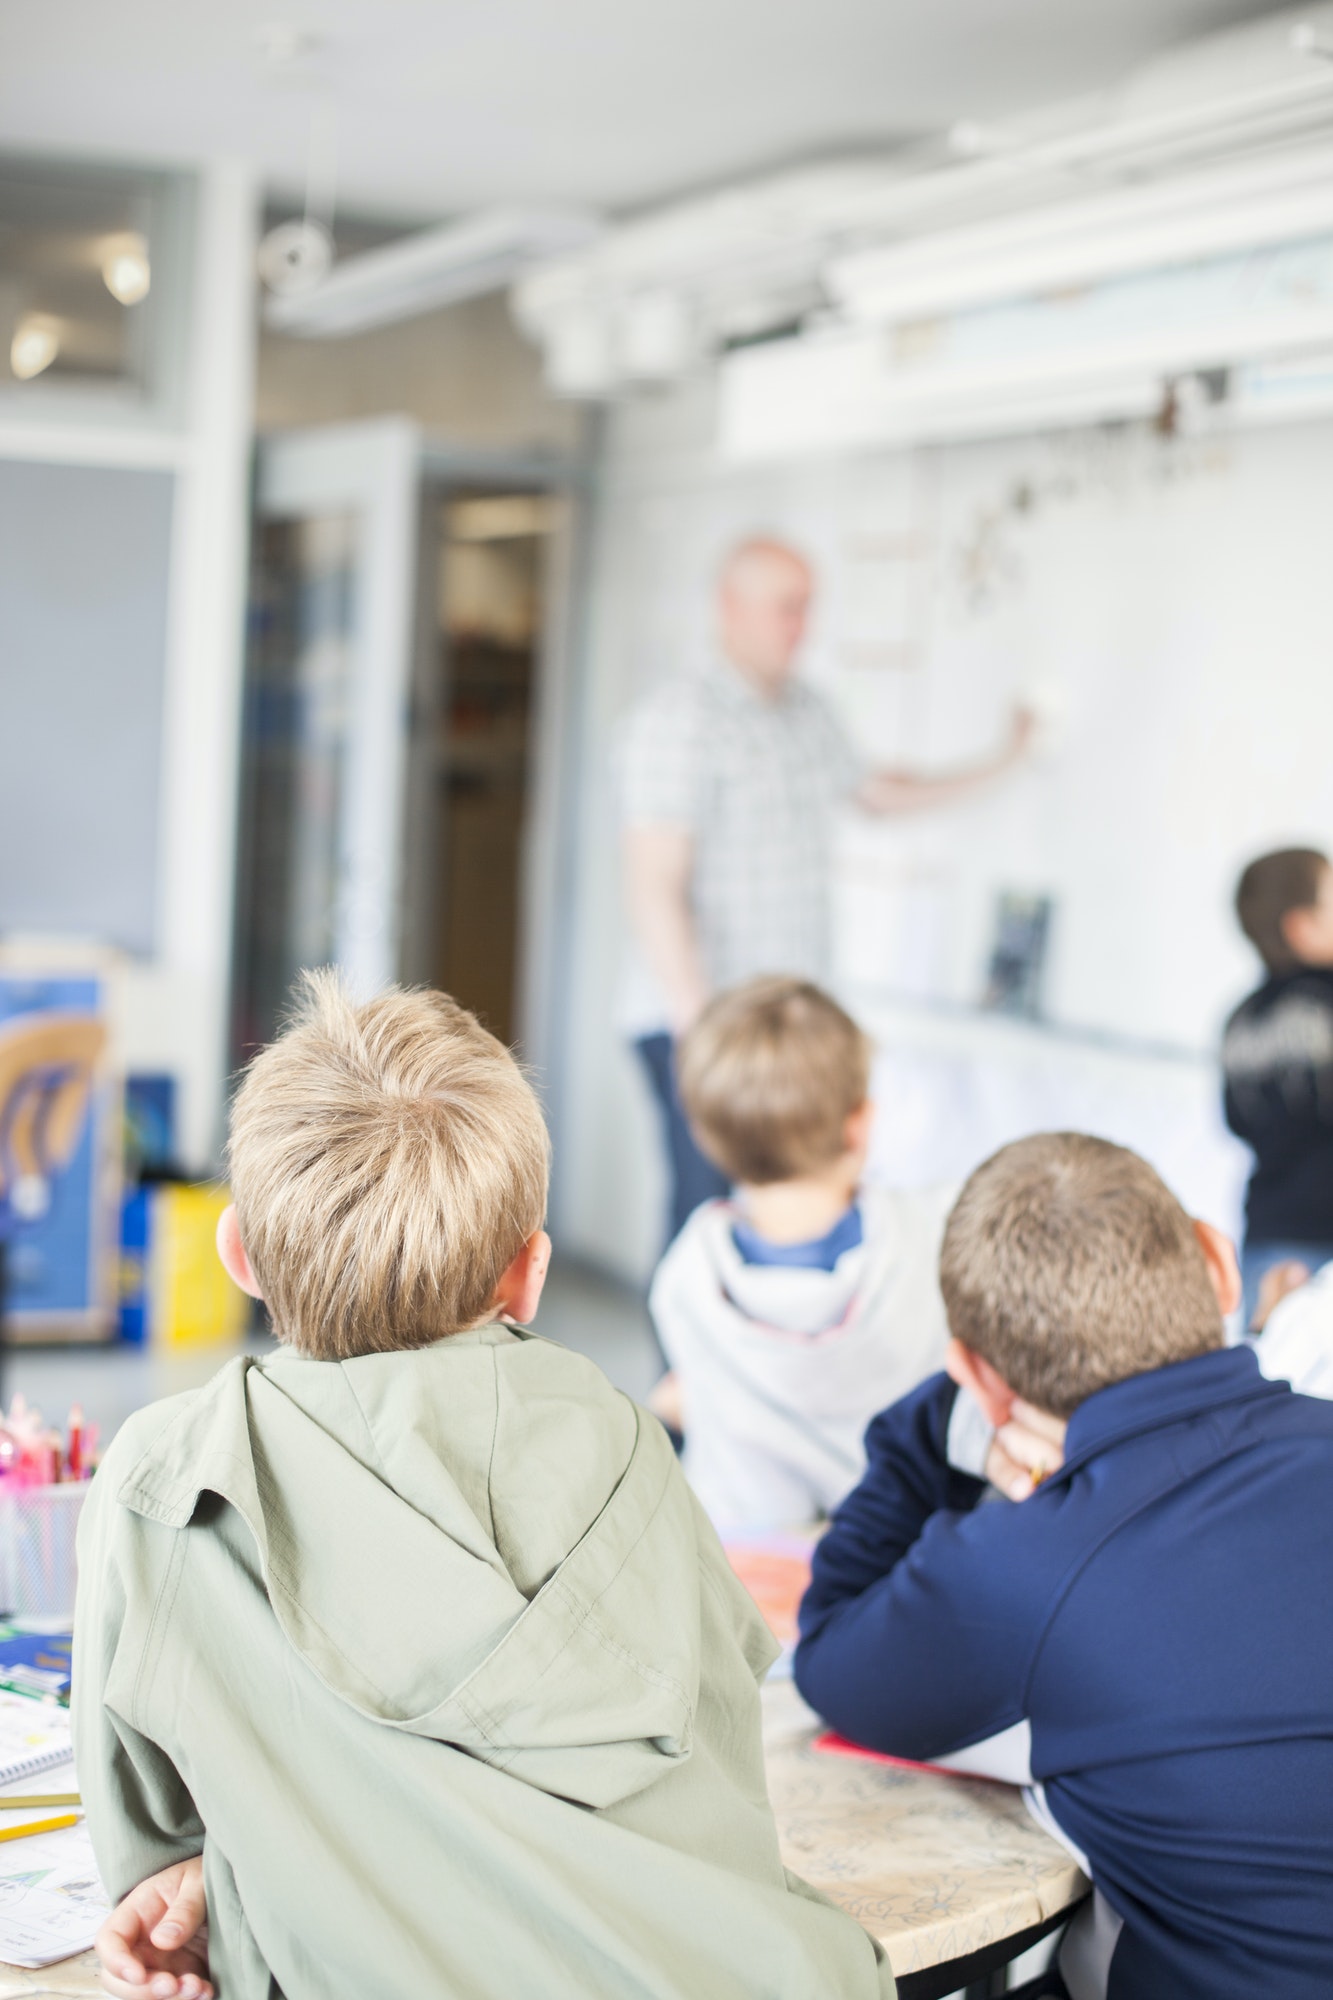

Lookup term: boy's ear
[945,1338,1017,1429]
[492,1229,552,1326]
[843,1099,874,1156]
[1280,904,1317,960]
[1192,1217,1242,1319]
[216,1204,265,1300]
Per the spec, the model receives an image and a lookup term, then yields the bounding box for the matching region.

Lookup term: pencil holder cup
[0,1483,88,1622]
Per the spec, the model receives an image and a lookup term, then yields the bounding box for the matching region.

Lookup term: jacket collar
[1059,1344,1285,1476]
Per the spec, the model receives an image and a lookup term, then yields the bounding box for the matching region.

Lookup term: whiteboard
[596,414,1333,1055]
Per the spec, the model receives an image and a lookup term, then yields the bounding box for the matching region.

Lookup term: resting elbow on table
[793,1373,1015,1765]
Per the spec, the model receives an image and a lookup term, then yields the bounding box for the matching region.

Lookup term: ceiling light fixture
[101,233,151,306]
[1291,21,1333,61]
[10,316,60,380]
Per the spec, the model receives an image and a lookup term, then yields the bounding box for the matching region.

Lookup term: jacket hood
[673,1187,910,1339]
[111,1329,722,1809]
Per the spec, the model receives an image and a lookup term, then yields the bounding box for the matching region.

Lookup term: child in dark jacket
[1223,845,1333,1321]
[795,1132,1333,2000]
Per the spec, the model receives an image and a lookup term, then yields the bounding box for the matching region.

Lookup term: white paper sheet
[0,1764,108,1969]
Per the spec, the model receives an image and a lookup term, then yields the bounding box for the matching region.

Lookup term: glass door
[231,419,422,1062]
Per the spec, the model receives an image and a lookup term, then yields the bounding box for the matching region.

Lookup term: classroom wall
[255,292,586,452]
[550,372,1333,1282]
[0,161,259,1170]
[0,460,173,954]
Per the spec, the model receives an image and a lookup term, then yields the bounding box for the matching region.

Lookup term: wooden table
[1,1689,1088,2000]
[763,1678,1089,1999]
[0,1959,99,1997]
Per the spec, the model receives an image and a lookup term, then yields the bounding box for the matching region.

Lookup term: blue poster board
[0,970,118,1338]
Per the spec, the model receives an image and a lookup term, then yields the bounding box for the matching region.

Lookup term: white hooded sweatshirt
[650,1183,957,1533]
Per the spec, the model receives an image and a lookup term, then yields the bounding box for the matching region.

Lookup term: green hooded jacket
[73,1325,895,1998]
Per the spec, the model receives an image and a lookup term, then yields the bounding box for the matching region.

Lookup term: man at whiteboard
[617,536,1033,1245]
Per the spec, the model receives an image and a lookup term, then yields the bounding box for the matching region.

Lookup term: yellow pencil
[0,1813,79,1842]
[0,1794,80,1809]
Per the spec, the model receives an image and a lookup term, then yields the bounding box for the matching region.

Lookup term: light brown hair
[1235,847,1329,972]
[677,976,870,1185]
[226,972,549,1359]
[939,1133,1223,1417]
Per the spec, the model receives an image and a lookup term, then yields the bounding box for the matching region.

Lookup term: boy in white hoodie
[649,976,954,1531]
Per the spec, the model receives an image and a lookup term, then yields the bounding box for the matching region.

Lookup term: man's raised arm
[857,706,1036,817]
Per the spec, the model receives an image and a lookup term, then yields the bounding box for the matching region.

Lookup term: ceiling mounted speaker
[257,219,335,297]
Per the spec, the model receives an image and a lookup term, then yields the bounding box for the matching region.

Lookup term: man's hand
[986,1398,1067,1501]
[858,701,1038,817]
[96,1854,212,1999]
[1006,703,1039,761]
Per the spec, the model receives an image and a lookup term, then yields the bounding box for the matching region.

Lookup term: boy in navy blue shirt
[795,1133,1333,2000]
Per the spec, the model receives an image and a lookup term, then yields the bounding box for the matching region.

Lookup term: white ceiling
[0,0,1298,220]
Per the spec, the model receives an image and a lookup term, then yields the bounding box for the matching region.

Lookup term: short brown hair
[1235,847,1329,971]
[677,977,870,1185]
[227,972,549,1359]
[939,1133,1223,1417]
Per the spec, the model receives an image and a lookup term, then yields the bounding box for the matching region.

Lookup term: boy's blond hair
[227,973,549,1359]
[677,977,870,1186]
[940,1133,1223,1417]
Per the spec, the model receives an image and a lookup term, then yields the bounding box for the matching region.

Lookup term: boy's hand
[647,1370,684,1434]
[1252,1259,1311,1332]
[96,1854,212,1999]
[986,1399,1067,1501]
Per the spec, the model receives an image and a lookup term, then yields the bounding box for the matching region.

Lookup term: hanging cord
[303,95,340,247]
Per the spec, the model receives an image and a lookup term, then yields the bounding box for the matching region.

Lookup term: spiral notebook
[0,1690,72,1785]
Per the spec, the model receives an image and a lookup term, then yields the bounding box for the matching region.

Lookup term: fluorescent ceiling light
[10,317,59,380]
[827,144,1333,324]
[264,207,600,337]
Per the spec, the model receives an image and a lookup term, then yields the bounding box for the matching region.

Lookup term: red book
[813,1731,1001,1782]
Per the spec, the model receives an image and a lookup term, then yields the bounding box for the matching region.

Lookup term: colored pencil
[0,1812,79,1841]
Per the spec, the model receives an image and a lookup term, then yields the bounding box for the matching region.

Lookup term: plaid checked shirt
[616,660,863,1031]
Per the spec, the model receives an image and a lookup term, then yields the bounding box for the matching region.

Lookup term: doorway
[423,491,554,1049]
[231,424,578,1080]
[231,509,356,1064]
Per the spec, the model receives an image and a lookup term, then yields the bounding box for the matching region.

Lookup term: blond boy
[75,976,892,2000]
[649,976,954,1531]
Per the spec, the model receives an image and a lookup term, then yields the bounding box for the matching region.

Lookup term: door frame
[250,424,592,1125]
[416,443,593,1121]
[254,416,423,998]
